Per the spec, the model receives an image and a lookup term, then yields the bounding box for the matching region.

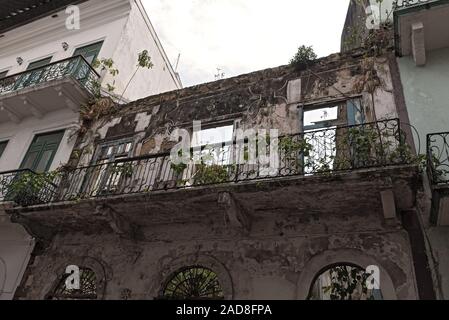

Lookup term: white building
[0,0,181,300]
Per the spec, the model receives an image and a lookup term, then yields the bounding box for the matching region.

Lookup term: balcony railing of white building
[0,55,100,97]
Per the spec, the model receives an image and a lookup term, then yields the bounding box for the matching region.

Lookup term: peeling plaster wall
[16,211,418,300]
[73,51,400,166]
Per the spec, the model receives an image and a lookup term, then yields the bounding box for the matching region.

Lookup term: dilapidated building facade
[0,45,434,299]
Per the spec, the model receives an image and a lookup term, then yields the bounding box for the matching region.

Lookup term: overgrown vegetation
[289,45,317,69]
[315,266,375,300]
[76,50,154,136]
[193,164,231,185]
[1,171,61,207]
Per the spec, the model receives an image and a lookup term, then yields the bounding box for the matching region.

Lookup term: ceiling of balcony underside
[396,2,449,56]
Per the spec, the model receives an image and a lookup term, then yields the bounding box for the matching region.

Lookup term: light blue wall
[398,47,449,154]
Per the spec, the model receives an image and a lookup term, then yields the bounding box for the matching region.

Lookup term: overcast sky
[142,0,350,88]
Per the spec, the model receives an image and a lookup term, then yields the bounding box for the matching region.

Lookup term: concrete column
[411,22,426,67]
[0,203,35,300]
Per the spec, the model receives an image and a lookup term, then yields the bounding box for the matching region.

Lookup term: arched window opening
[50,267,97,300]
[162,266,224,300]
[308,264,382,300]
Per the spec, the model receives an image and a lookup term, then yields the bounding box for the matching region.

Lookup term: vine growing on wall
[74,50,155,140]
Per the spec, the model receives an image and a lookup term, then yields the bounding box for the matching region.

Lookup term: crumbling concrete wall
[70,50,400,168]
[15,205,418,299]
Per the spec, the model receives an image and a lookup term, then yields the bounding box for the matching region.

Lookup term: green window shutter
[20,131,65,173]
[0,141,8,158]
[73,41,104,65]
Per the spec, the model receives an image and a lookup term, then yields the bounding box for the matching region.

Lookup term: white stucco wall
[106,0,182,101]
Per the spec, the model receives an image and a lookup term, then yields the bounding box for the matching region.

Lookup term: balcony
[394,0,440,10]
[0,56,100,124]
[394,0,449,60]
[427,132,449,225]
[1,119,420,235]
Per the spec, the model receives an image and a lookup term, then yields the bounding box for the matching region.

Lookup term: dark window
[84,139,134,195]
[162,266,224,300]
[0,141,8,158]
[94,139,133,164]
[73,41,104,65]
[26,57,53,71]
[48,267,97,300]
[0,70,8,79]
[20,130,65,173]
[192,124,234,165]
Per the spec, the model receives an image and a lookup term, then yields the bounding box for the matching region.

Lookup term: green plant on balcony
[111,163,134,177]
[193,164,231,185]
[171,162,188,177]
[279,136,313,172]
[348,126,381,166]
[170,149,190,179]
[1,171,60,207]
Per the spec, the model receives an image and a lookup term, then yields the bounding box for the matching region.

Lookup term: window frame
[20,130,65,173]
[0,140,8,159]
[73,41,104,65]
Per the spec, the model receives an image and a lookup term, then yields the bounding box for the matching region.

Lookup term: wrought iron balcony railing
[0,169,59,207]
[427,132,449,186]
[0,55,100,96]
[0,119,411,207]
